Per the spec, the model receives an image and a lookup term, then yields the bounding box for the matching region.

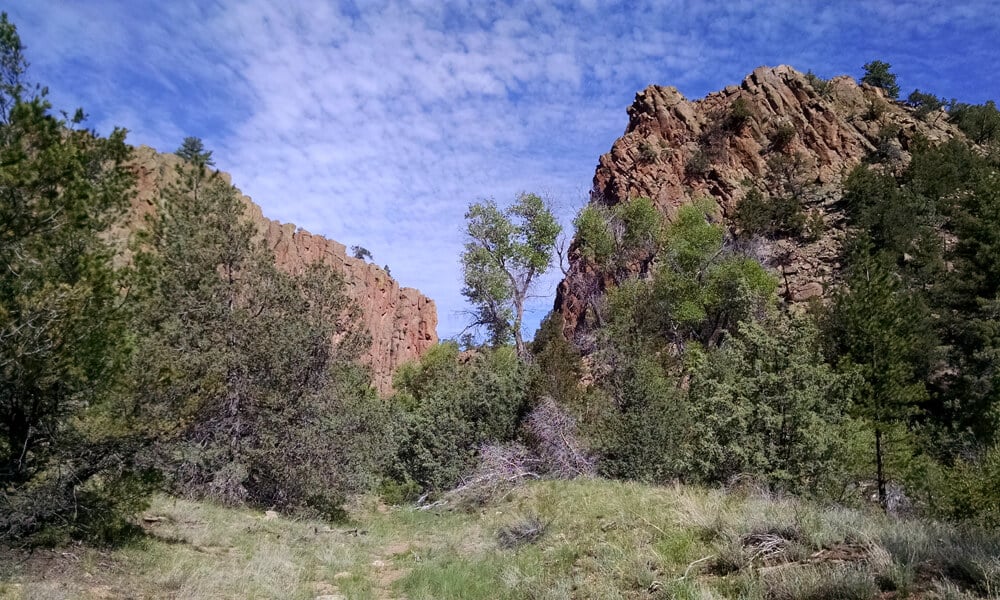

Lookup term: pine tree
[0,13,140,543]
[130,146,388,515]
[830,242,932,509]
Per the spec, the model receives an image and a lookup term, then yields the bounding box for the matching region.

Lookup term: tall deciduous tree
[461,193,560,356]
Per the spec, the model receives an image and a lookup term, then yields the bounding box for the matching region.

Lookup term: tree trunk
[875,426,887,511]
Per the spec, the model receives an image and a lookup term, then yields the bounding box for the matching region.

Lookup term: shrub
[725,97,755,131]
[805,70,831,97]
[638,139,660,162]
[771,122,797,151]
[391,344,531,492]
[686,148,712,176]
[734,188,805,238]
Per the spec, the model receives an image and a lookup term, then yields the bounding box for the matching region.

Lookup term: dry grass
[2,479,999,599]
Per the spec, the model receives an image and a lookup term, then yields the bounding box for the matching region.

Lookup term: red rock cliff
[126,146,438,393]
[556,65,963,344]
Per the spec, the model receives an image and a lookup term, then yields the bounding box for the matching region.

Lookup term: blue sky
[6,1,999,340]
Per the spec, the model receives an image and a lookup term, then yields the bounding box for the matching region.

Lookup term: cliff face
[126,146,438,394]
[556,65,962,342]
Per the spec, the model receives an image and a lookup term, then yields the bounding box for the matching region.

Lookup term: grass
[2,479,999,599]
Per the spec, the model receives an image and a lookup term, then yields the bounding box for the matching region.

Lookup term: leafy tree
[461,193,560,356]
[650,203,777,347]
[573,196,662,281]
[861,60,900,99]
[351,245,373,261]
[0,13,140,543]
[130,146,386,516]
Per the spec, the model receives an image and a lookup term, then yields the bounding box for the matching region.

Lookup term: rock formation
[125,146,437,393]
[556,65,962,343]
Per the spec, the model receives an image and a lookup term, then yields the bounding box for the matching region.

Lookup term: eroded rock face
[556,65,961,344]
[126,146,438,394]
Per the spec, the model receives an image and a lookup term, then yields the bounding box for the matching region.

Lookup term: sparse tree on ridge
[861,60,900,100]
[461,193,560,357]
[351,245,373,261]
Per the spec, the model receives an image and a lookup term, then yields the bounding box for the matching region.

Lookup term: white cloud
[6,0,999,339]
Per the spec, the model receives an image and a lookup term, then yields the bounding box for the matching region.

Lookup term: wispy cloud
[7,0,999,338]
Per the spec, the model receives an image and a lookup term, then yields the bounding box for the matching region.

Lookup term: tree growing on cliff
[461,193,560,356]
[861,60,900,100]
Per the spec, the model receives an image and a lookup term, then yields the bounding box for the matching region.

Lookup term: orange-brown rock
[125,146,437,394]
[556,65,962,343]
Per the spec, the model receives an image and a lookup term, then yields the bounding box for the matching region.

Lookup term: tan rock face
[556,65,962,343]
[126,146,438,394]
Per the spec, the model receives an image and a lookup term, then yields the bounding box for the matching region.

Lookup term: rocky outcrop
[126,146,437,394]
[557,65,962,342]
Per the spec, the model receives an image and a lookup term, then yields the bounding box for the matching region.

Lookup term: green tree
[650,203,777,347]
[390,343,531,492]
[861,60,900,99]
[829,243,932,509]
[686,314,854,495]
[461,193,560,356]
[949,100,1000,145]
[0,13,140,543]
[130,145,386,516]
[573,196,662,279]
[351,245,373,261]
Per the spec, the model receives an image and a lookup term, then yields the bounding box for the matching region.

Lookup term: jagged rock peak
[126,146,438,394]
[557,64,963,344]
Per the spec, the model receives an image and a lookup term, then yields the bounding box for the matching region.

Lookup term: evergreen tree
[861,60,900,99]
[0,13,140,543]
[130,147,387,516]
[687,314,854,495]
[829,242,932,509]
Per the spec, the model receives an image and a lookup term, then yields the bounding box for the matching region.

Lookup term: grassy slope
[1,479,998,599]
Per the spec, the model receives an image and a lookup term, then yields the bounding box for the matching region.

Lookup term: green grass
[2,478,999,599]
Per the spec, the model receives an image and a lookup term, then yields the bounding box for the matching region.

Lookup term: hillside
[125,147,438,393]
[556,65,965,343]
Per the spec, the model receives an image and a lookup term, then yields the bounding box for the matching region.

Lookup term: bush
[638,139,659,162]
[391,344,531,492]
[805,70,831,98]
[686,315,855,496]
[725,97,755,131]
[771,122,797,151]
[734,188,806,238]
[685,148,711,176]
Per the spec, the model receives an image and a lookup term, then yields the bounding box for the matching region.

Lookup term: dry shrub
[446,443,541,507]
[497,512,546,549]
[524,397,596,478]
